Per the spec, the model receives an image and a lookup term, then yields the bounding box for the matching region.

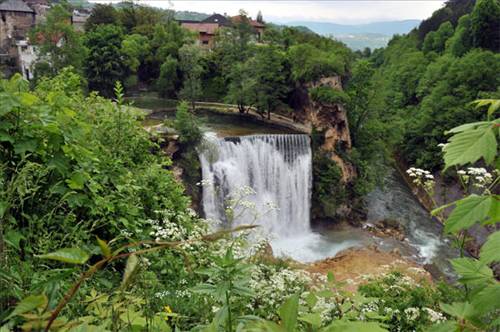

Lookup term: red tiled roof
[231,15,265,28]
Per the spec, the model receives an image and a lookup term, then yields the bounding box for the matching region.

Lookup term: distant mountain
[286,20,421,36]
[285,20,421,50]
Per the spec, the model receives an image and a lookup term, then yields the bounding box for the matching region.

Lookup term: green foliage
[428,99,500,331]
[310,87,350,105]
[178,44,204,109]
[446,14,473,57]
[224,62,257,113]
[174,101,202,145]
[311,152,346,219]
[156,56,179,98]
[360,272,461,332]
[84,3,119,31]
[31,5,86,78]
[247,46,289,119]
[84,24,127,96]
[121,33,151,73]
[422,22,454,54]
[37,248,90,265]
[470,0,500,52]
[0,73,189,314]
[288,44,345,82]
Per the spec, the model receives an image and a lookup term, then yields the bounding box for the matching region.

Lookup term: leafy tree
[84,4,118,31]
[346,60,375,144]
[422,22,453,53]
[174,101,202,145]
[470,0,500,52]
[121,33,150,88]
[446,14,473,57]
[31,5,86,78]
[178,44,204,110]
[156,56,179,98]
[224,62,256,113]
[117,1,168,35]
[288,43,345,82]
[84,24,126,96]
[247,46,288,119]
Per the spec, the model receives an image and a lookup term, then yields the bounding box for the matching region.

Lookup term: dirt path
[305,247,432,292]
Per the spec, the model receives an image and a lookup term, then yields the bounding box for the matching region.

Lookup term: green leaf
[480,231,500,264]
[121,254,139,289]
[13,139,38,155]
[279,294,299,332]
[443,126,496,169]
[37,248,90,265]
[471,283,500,315]
[445,121,490,134]
[298,313,322,328]
[440,302,475,320]
[445,195,492,234]
[0,200,6,218]
[483,196,500,225]
[471,99,500,119]
[96,237,111,258]
[4,230,24,250]
[20,92,39,106]
[324,321,387,332]
[5,294,47,320]
[66,171,86,190]
[451,258,493,285]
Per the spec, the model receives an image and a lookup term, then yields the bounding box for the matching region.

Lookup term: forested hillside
[365,0,500,170]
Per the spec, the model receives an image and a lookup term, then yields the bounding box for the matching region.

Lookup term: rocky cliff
[292,76,356,183]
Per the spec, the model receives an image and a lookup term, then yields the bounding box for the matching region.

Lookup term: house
[0,0,35,58]
[179,20,219,48]
[231,15,265,41]
[179,13,265,49]
[71,9,89,32]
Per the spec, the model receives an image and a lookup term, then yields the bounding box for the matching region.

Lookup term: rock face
[291,76,356,183]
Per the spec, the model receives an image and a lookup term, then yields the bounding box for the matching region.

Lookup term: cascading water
[199,133,358,262]
[200,133,312,235]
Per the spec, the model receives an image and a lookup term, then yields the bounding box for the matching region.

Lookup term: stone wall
[0,11,35,56]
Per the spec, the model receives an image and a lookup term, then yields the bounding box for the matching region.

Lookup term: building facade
[179,13,265,49]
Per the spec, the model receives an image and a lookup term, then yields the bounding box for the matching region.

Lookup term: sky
[98,0,447,24]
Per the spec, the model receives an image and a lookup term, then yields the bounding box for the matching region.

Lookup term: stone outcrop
[291,76,356,183]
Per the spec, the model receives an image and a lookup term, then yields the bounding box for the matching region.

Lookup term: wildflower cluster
[360,272,451,331]
[248,264,312,319]
[457,167,495,190]
[406,167,435,194]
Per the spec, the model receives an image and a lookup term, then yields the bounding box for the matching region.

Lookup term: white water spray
[199,133,358,262]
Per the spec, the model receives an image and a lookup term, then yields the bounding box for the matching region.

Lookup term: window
[202,40,209,45]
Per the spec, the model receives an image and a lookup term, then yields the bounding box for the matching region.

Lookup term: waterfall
[199,132,365,262]
[199,133,312,237]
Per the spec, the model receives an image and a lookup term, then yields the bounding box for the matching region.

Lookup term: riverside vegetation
[1,71,499,331]
[1,0,500,331]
